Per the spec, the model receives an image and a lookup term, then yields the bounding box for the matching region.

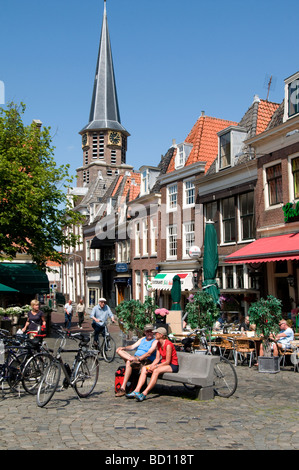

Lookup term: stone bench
[158,351,218,400]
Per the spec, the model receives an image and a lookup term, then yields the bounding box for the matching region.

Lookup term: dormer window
[219,132,231,168]
[218,127,246,170]
[175,143,192,169]
[141,169,148,195]
[284,71,299,121]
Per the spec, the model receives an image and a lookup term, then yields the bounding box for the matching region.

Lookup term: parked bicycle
[37,325,99,407]
[0,329,51,396]
[170,328,238,398]
[91,325,116,363]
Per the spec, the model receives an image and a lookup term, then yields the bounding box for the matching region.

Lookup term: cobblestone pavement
[0,310,299,452]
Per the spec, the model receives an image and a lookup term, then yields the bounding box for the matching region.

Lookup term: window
[292,157,299,199]
[239,192,254,240]
[92,133,98,159]
[135,222,140,256]
[183,222,195,258]
[184,180,195,206]
[167,184,178,211]
[135,271,141,301]
[219,132,231,168]
[111,150,116,165]
[266,164,282,206]
[167,225,177,258]
[288,79,299,118]
[142,219,148,255]
[206,201,217,222]
[99,133,104,159]
[86,240,90,260]
[222,197,235,243]
[150,216,158,255]
[141,170,148,195]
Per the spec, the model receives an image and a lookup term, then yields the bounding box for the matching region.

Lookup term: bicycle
[91,325,116,363]
[170,328,238,398]
[0,329,51,396]
[37,326,99,407]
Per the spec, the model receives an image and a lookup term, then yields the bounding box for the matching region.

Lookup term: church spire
[81,0,129,135]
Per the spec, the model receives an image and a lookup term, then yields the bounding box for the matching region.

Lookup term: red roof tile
[167,115,237,174]
[256,99,280,135]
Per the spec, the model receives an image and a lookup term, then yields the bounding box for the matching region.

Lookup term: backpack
[115,366,139,394]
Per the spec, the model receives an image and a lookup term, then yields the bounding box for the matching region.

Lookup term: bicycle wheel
[73,354,99,398]
[22,353,52,395]
[102,336,116,363]
[213,355,237,398]
[37,360,61,407]
[7,351,28,391]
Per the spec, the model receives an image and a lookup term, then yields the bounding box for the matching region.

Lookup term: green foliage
[115,296,158,336]
[0,102,84,267]
[185,291,220,329]
[248,295,282,344]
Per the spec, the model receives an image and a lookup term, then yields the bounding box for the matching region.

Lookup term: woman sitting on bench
[126,326,179,402]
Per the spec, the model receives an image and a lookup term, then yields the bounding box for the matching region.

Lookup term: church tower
[77,0,131,190]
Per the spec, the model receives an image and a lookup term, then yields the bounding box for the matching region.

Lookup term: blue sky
[0,0,297,181]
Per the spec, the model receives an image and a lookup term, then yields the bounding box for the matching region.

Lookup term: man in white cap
[90,298,115,344]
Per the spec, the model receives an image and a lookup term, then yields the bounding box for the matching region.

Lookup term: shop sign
[116,263,128,273]
[282,202,299,223]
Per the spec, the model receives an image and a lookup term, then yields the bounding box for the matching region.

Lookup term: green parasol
[202,221,220,305]
[171,275,181,310]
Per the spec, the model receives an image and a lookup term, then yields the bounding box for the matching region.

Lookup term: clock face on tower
[82,133,88,148]
[108,131,121,147]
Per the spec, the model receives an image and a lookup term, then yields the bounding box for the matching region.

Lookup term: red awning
[224,233,299,264]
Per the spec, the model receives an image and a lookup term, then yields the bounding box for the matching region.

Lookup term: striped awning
[151,272,193,291]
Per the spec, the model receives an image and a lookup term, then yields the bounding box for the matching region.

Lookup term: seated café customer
[115,324,157,397]
[126,326,179,402]
[259,319,294,357]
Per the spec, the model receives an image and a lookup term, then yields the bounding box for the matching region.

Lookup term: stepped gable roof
[166,115,237,174]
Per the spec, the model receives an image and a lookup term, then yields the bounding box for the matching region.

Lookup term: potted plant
[248,295,282,373]
[115,296,157,338]
[184,291,220,349]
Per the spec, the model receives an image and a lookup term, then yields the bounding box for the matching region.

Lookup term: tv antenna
[264,74,277,101]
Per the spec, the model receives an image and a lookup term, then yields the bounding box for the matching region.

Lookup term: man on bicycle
[90,298,115,345]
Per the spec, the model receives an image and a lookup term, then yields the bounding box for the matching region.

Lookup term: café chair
[234,338,255,367]
[219,337,235,361]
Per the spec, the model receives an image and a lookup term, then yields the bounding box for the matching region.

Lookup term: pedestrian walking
[76,298,86,329]
[64,299,73,329]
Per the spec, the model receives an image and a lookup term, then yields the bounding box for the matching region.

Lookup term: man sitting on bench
[115,324,157,397]
[126,326,179,402]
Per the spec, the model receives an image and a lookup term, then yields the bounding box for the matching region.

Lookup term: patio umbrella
[202,221,220,305]
[171,275,181,310]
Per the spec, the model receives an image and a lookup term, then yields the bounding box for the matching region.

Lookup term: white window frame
[167,225,177,259]
[183,221,195,259]
[135,221,140,257]
[150,215,158,255]
[167,183,178,212]
[142,218,148,256]
[263,159,283,210]
[183,179,195,207]
[288,152,299,202]
[237,192,255,243]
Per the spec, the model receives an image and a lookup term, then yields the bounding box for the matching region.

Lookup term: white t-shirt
[278,327,294,346]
